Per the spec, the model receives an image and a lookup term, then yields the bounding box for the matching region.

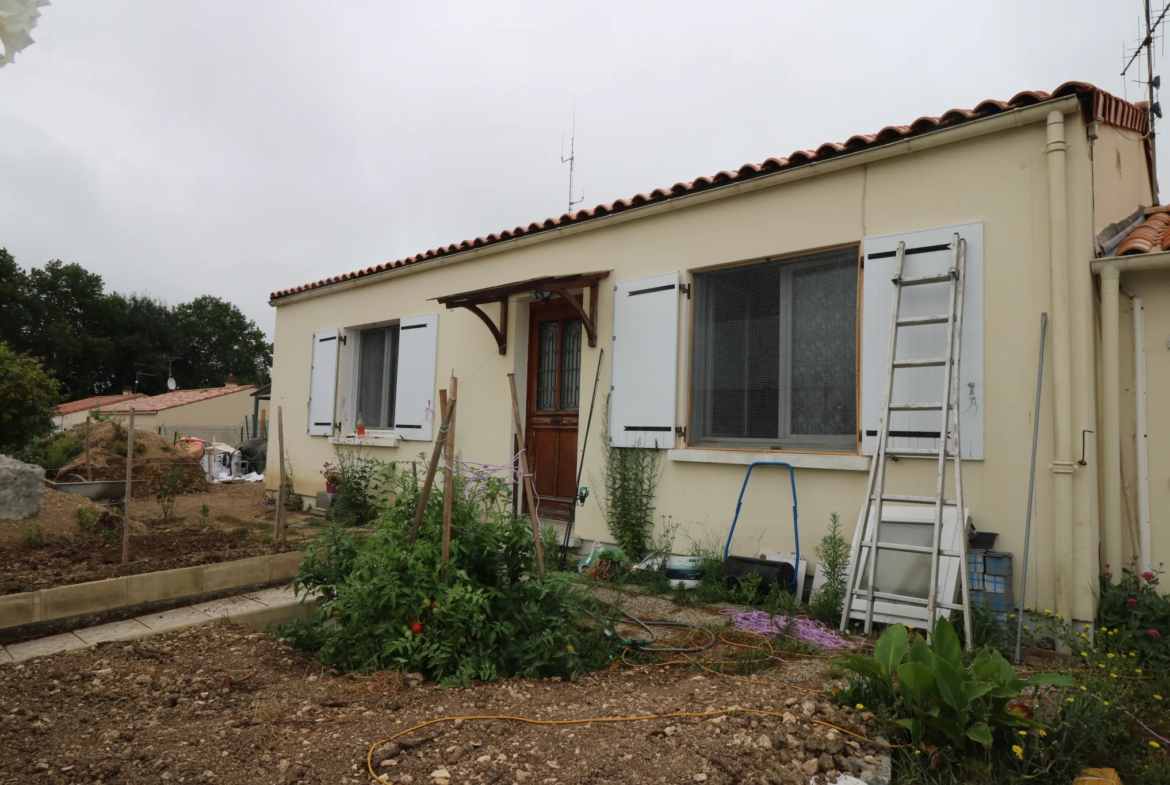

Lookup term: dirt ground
[0,484,314,595]
[55,420,207,493]
[0,622,887,785]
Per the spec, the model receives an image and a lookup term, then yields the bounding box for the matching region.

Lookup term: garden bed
[0,622,888,785]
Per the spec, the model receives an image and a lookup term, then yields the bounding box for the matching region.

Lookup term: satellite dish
[167,377,177,391]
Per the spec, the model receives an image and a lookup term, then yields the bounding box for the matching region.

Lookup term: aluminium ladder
[840,233,974,649]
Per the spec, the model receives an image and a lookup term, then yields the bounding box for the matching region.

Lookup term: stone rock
[476,755,492,764]
[0,456,43,521]
[801,757,820,776]
[756,735,773,750]
[693,775,708,782]
[822,730,845,755]
[801,701,817,717]
[819,753,835,772]
[781,712,798,725]
[429,769,450,780]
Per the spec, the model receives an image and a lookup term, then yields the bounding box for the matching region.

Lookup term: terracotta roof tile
[100,385,255,413]
[56,393,145,416]
[271,82,1145,302]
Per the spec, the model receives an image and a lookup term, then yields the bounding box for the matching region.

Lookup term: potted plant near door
[322,462,341,494]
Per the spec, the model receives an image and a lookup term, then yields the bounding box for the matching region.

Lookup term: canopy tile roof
[56,393,145,416]
[101,385,255,413]
[271,82,1145,303]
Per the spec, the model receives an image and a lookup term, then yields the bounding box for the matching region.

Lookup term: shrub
[283,462,617,686]
[75,505,100,533]
[591,401,662,560]
[809,512,850,625]
[20,523,45,549]
[834,618,1073,755]
[328,448,379,527]
[151,465,186,519]
[0,342,60,455]
[1098,562,1170,665]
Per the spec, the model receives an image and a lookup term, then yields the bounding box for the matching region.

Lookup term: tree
[173,296,272,389]
[0,342,60,454]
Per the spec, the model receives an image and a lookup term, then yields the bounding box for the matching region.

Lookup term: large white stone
[0,455,43,521]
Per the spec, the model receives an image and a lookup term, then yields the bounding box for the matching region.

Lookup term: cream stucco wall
[268,106,1132,621]
[103,388,257,443]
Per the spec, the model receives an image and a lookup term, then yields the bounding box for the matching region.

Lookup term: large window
[357,325,399,430]
[688,246,859,451]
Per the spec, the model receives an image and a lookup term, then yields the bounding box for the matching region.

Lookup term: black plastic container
[968,530,998,550]
[721,555,796,597]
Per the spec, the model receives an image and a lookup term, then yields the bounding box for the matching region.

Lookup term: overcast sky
[0,1,1160,337]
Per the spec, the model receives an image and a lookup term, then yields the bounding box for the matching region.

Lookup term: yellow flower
[1010,614,1016,619]
[1039,730,1047,737]
[1066,697,1075,703]
[1111,673,1119,679]
[1081,652,1089,657]
[1012,745,1024,760]
[1155,695,1163,700]
[1026,606,1033,611]
[1107,653,1115,659]
[1080,686,1088,691]
[1136,669,1143,674]
[1129,652,1136,657]
[1055,614,1062,620]
[1152,741,1162,749]
[1084,623,1091,629]
[1019,730,1028,736]
[1044,609,1052,615]
[915,749,922,755]
[1024,625,1030,631]
[1103,701,1110,706]
[856,704,865,710]
[1098,664,1106,669]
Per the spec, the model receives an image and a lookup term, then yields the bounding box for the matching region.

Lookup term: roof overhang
[272,94,1083,308]
[433,271,609,354]
[1091,250,1170,274]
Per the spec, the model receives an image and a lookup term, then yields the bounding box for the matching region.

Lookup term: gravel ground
[0,622,887,785]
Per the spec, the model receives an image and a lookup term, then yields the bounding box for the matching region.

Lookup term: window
[535,318,582,412]
[688,246,859,451]
[356,325,399,430]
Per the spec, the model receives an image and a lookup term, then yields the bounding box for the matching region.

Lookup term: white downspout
[1133,296,1152,574]
[1099,265,1123,573]
[1045,110,1076,618]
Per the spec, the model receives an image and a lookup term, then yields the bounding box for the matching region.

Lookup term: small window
[357,325,399,430]
[688,246,859,451]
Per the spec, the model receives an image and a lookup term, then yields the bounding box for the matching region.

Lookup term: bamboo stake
[276,406,286,544]
[85,416,92,482]
[409,399,457,544]
[122,409,135,565]
[507,373,545,577]
[441,378,458,581]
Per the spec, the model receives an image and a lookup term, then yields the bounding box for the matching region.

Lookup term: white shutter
[861,222,984,459]
[394,314,439,441]
[307,329,340,436]
[609,272,679,448]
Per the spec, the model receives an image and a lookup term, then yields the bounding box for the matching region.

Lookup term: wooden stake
[507,373,545,577]
[85,416,92,482]
[409,399,457,544]
[122,408,135,565]
[441,379,458,581]
[276,406,286,544]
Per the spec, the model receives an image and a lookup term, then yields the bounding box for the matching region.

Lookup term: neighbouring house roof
[1116,205,1170,255]
[56,393,145,416]
[269,82,1146,304]
[101,385,255,413]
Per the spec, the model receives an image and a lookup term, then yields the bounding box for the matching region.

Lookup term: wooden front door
[526,296,584,521]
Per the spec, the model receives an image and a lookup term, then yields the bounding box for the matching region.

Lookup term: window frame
[338,319,401,437]
[685,243,862,454]
[356,324,400,431]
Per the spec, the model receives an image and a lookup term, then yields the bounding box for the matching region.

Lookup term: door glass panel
[536,321,560,411]
[560,319,582,410]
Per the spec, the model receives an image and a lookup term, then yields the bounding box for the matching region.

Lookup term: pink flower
[1149,629,1162,639]
[1143,571,1156,581]
[1128,598,1139,609]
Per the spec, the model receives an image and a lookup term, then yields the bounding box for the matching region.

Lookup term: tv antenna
[1121,1,1168,195]
[133,366,155,394]
[163,356,181,391]
[561,105,584,213]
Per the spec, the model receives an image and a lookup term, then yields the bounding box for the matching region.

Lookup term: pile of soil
[0,520,291,595]
[0,488,106,548]
[54,420,207,494]
[0,623,883,785]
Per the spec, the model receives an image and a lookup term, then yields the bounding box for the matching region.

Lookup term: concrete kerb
[0,550,304,632]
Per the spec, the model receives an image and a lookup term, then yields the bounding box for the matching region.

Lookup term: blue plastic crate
[984,551,1013,577]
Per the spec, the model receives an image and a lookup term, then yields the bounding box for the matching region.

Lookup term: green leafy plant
[283,450,300,512]
[0,341,60,455]
[199,503,210,530]
[20,522,45,549]
[75,505,100,533]
[809,512,850,625]
[591,400,663,560]
[1098,562,1169,665]
[328,448,379,527]
[283,461,618,686]
[835,618,1073,753]
[151,465,186,519]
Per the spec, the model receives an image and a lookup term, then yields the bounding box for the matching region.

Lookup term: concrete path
[0,586,313,664]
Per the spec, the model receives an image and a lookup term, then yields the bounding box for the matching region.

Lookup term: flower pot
[325,482,338,494]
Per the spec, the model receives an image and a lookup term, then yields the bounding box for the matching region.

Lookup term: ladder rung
[885,448,955,457]
[893,358,948,368]
[898,272,953,287]
[896,314,950,326]
[875,494,957,505]
[858,542,963,557]
[850,590,965,611]
[888,403,943,411]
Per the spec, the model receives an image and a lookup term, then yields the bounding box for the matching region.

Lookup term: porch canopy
[433,271,609,355]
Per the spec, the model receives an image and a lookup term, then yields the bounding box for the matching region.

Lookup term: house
[266,81,1165,627]
[54,393,144,430]
[100,380,258,445]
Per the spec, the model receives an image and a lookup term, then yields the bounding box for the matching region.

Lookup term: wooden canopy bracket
[458,299,508,355]
[548,282,600,347]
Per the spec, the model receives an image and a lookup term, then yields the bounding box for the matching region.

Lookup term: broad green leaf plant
[835,617,1073,752]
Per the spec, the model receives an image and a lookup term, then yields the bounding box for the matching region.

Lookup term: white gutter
[1133,296,1152,574]
[1091,252,1170,577]
[1098,265,1123,571]
[1044,110,1075,620]
[272,96,1082,307]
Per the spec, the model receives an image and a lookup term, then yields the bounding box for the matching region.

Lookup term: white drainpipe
[1133,296,1152,574]
[1044,111,1076,618]
[1099,266,1123,572]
